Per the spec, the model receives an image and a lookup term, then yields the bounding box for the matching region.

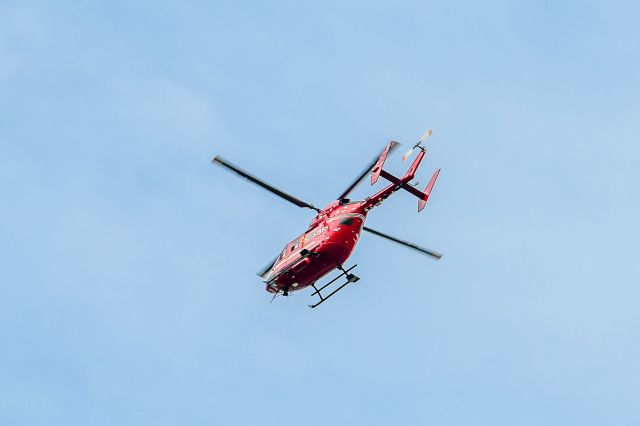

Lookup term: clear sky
[2,0,639,425]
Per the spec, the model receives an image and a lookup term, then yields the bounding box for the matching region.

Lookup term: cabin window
[340,217,354,225]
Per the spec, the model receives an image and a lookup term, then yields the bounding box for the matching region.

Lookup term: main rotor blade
[257,256,278,279]
[212,156,320,212]
[337,142,400,200]
[363,226,443,259]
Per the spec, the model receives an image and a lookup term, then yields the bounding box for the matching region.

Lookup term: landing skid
[308,265,360,308]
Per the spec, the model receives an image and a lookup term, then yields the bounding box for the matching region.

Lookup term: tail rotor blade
[418,128,433,143]
[402,129,433,162]
[401,147,415,162]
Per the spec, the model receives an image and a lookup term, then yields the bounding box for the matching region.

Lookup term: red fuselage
[266,200,368,294]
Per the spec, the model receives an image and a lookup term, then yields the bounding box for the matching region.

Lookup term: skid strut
[308,265,360,308]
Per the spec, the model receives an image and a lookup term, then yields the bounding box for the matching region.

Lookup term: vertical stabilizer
[371,141,399,185]
[418,169,441,212]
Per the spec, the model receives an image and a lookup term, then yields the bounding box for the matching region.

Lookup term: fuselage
[265,200,367,294]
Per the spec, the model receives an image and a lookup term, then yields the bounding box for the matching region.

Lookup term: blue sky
[1,0,639,424]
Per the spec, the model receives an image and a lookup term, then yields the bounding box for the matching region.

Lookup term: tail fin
[371,141,399,185]
[418,169,441,212]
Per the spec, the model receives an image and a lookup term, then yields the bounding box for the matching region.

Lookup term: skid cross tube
[308,265,359,308]
[310,265,357,296]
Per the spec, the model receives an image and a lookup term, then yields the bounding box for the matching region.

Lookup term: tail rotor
[402,128,432,161]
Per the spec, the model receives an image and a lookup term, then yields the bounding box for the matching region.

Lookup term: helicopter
[212,130,442,308]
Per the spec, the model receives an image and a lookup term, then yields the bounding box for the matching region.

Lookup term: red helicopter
[212,130,442,308]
